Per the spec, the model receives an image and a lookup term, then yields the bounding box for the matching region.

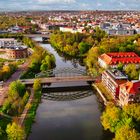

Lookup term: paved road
[0,61,29,106]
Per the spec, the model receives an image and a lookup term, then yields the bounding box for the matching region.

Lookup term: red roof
[120,81,140,95]
[99,52,140,65]
[107,52,138,58]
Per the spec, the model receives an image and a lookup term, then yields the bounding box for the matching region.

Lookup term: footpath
[19,88,34,126]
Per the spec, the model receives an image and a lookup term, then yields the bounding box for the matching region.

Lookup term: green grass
[0,58,9,62]
[24,91,41,136]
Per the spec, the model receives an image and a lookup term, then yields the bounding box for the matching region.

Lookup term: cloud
[97,2,102,7]
[37,0,76,4]
[0,0,140,11]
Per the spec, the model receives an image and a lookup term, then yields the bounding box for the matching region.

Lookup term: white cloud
[37,0,76,4]
[119,1,126,7]
[97,2,102,7]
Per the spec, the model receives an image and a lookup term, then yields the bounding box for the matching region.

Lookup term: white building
[0,38,18,48]
[59,27,83,33]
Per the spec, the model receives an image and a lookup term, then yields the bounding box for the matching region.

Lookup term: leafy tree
[2,99,11,113]
[123,104,140,122]
[78,42,92,54]
[6,122,26,140]
[101,102,134,133]
[117,62,124,71]
[0,127,4,136]
[114,125,140,140]
[125,64,139,80]
[40,63,48,71]
[9,80,26,97]
[33,79,42,92]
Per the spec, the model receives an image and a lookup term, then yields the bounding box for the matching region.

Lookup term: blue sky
[0,0,140,11]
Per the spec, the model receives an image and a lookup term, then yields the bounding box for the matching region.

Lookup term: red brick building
[0,38,28,59]
[6,47,28,59]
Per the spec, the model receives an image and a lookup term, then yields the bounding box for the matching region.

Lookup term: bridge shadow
[42,85,94,101]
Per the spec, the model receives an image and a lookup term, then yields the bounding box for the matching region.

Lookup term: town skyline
[0,0,140,11]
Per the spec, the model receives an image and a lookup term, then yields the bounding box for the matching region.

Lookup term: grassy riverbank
[24,91,42,136]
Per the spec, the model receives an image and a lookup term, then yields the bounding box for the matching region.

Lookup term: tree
[0,127,4,136]
[101,102,134,133]
[123,104,140,122]
[9,80,26,97]
[117,62,124,71]
[6,122,26,140]
[78,42,91,54]
[2,99,11,114]
[125,64,139,80]
[33,79,41,92]
[40,63,48,72]
[101,103,122,132]
[114,125,140,140]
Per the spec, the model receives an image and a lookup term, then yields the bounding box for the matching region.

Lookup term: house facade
[119,81,140,106]
[102,69,128,99]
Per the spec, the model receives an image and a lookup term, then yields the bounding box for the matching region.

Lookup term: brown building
[6,47,28,59]
[0,38,28,59]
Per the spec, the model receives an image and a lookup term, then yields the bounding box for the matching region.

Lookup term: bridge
[20,67,97,101]
[24,34,50,38]
[20,76,95,85]
[20,67,96,86]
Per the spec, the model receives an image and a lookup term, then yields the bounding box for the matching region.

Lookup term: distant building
[0,38,18,47]
[8,25,22,33]
[59,27,83,33]
[102,69,128,99]
[98,52,140,69]
[119,80,140,106]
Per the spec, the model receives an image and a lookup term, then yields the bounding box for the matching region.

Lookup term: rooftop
[120,80,140,95]
[107,69,128,80]
[99,52,140,65]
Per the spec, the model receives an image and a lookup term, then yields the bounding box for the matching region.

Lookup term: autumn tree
[125,64,139,80]
[6,122,26,140]
[114,125,140,140]
[101,102,134,133]
[9,80,26,97]
[33,79,42,92]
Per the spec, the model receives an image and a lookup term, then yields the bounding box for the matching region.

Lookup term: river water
[29,38,112,140]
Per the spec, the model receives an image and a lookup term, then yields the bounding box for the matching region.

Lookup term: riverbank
[92,84,108,105]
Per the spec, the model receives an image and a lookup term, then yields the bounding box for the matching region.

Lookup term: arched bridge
[20,67,96,86]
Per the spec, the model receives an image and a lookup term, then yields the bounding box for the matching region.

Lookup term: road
[0,61,29,106]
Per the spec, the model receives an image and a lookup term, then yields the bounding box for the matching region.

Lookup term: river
[28,38,113,140]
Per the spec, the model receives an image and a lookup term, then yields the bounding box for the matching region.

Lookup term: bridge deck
[20,76,95,85]
[25,34,50,38]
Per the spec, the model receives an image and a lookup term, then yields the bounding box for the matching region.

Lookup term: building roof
[99,52,140,65]
[120,81,140,95]
[104,69,128,86]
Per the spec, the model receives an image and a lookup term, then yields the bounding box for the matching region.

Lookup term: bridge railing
[35,67,88,78]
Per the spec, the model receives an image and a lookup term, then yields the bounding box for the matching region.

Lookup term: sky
[0,0,140,11]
